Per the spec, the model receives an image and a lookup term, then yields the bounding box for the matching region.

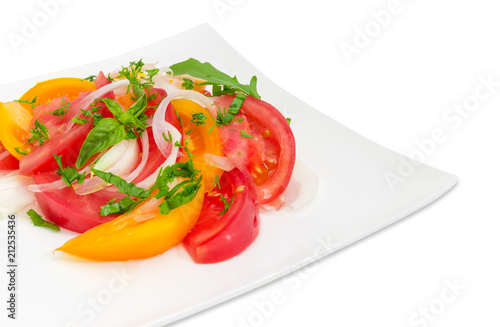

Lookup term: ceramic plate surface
[0,24,457,327]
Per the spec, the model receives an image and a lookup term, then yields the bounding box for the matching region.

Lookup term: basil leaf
[76,118,126,168]
[170,58,261,99]
[91,168,151,198]
[53,154,85,186]
[99,196,140,216]
[27,209,60,231]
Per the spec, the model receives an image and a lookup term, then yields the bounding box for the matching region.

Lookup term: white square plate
[0,24,457,327]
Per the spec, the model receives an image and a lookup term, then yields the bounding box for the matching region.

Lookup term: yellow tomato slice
[56,183,205,261]
[0,101,33,159]
[19,77,95,111]
[171,99,224,189]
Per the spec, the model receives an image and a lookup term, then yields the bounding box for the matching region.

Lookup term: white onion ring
[125,131,149,183]
[28,179,67,193]
[204,154,235,171]
[137,120,180,189]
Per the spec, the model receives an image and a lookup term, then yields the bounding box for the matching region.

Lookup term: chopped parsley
[84,75,96,82]
[240,130,253,138]
[47,96,71,118]
[219,193,234,216]
[191,112,207,126]
[14,147,28,155]
[27,120,49,146]
[182,78,195,90]
[15,96,37,109]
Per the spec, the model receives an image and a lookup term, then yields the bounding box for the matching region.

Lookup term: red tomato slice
[214,95,296,204]
[32,172,125,233]
[183,168,259,264]
[0,144,19,170]
[94,71,111,89]
[19,121,92,175]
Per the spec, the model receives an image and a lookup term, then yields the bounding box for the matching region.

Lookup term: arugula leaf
[76,118,127,168]
[53,154,85,187]
[27,209,60,231]
[169,58,260,99]
[91,168,152,198]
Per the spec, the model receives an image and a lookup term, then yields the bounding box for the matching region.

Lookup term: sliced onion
[137,121,180,189]
[74,139,139,195]
[124,131,149,183]
[0,172,36,214]
[204,154,235,171]
[28,179,67,193]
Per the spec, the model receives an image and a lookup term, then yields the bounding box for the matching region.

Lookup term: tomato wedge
[32,172,125,233]
[171,99,224,189]
[183,168,259,264]
[0,101,33,159]
[0,144,19,170]
[56,183,205,261]
[19,77,95,111]
[214,95,296,204]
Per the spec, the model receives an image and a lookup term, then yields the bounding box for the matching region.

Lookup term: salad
[0,59,301,264]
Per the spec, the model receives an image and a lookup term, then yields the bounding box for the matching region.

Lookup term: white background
[0,0,499,326]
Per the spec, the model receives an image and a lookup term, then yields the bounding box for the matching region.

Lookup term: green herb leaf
[15,96,37,109]
[27,209,60,231]
[191,112,207,126]
[151,160,202,215]
[219,193,234,215]
[27,119,50,146]
[53,154,85,187]
[212,174,221,189]
[47,96,71,118]
[182,78,195,90]
[99,196,140,216]
[76,118,127,169]
[170,58,260,99]
[240,130,254,138]
[14,147,28,155]
[91,168,152,198]
[286,117,291,125]
[223,93,246,125]
[84,75,96,82]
